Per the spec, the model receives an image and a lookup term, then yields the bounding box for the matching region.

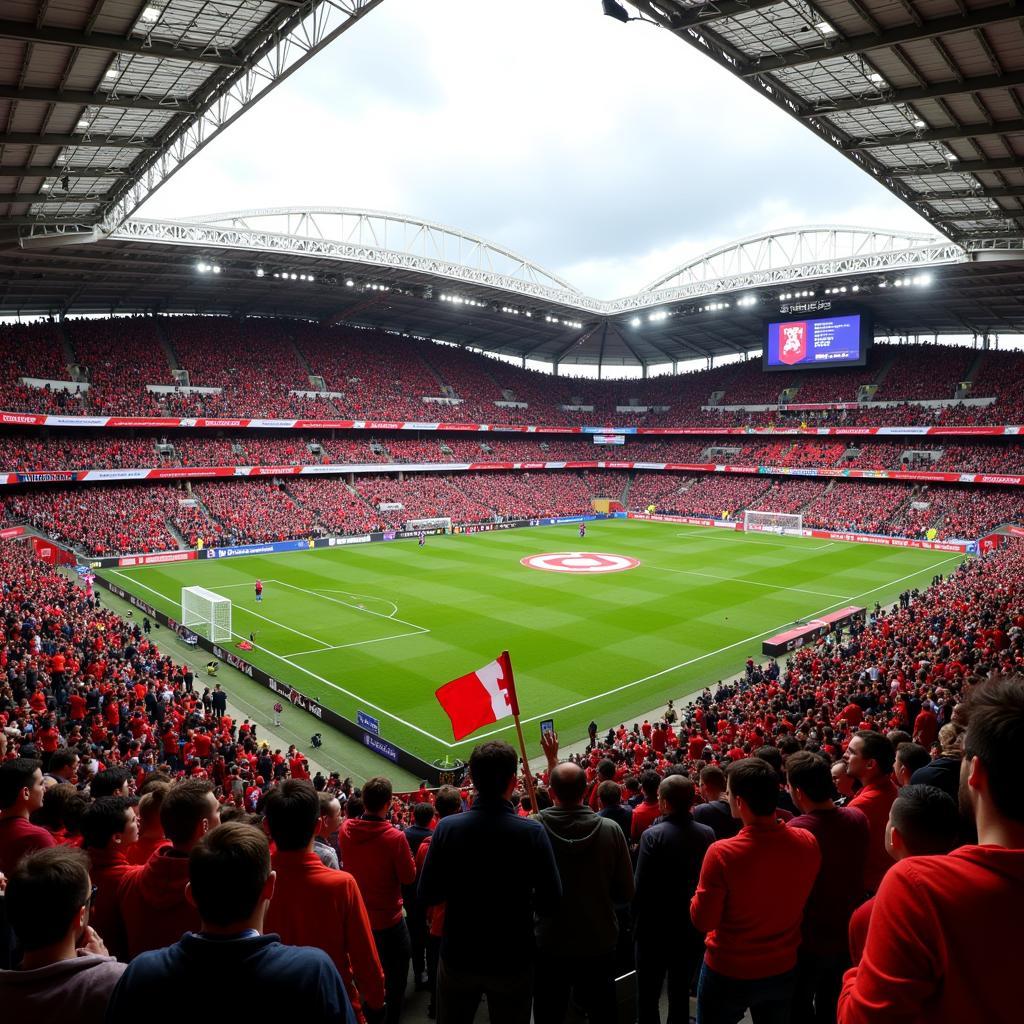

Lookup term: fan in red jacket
[339,777,417,1024]
[81,796,139,957]
[840,676,1024,1024]
[115,780,220,959]
[263,780,385,1021]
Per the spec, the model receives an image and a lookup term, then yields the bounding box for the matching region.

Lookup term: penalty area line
[289,628,429,657]
[454,552,966,747]
[107,572,449,747]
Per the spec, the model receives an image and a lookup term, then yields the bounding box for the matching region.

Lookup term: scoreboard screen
[764,313,870,370]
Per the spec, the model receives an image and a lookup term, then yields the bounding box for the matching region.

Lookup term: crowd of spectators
[5,319,1024,427]
[0,519,1021,1023]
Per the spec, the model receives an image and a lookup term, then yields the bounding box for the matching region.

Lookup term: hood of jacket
[341,816,398,846]
[136,846,191,909]
[537,805,605,848]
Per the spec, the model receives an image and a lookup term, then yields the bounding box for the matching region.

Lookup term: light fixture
[816,22,836,34]
[345,279,354,287]
[212,265,221,274]
[851,285,860,292]
[255,266,265,278]
[630,316,641,327]
[105,66,119,79]
[913,118,926,128]
[140,6,162,22]
[869,72,884,83]
[76,119,90,130]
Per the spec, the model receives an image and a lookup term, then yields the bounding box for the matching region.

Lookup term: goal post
[743,510,804,536]
[181,586,232,643]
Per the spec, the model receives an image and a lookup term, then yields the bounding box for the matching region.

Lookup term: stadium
[0,2,1022,1023]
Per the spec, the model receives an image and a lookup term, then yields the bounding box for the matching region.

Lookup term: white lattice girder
[112,215,969,314]
[25,1,385,238]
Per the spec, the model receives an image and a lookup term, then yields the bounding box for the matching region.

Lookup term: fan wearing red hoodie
[844,730,899,894]
[691,758,821,1023]
[115,779,220,959]
[124,782,171,866]
[263,780,385,1022]
[81,796,139,956]
[840,675,1024,1024]
[339,777,417,1024]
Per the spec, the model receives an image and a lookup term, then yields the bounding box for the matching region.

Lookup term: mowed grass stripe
[111,521,963,760]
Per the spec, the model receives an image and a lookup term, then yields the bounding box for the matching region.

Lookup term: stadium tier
[4,319,1024,426]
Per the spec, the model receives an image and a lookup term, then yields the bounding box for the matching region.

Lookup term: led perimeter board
[764,312,872,370]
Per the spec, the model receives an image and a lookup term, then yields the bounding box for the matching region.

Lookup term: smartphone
[540,718,555,737]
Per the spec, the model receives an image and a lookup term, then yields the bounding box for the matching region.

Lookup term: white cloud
[140,0,935,297]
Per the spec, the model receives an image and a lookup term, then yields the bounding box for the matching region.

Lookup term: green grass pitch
[107,520,963,763]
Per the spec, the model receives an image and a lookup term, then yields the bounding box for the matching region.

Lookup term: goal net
[743,510,803,536]
[406,517,452,534]
[181,586,232,643]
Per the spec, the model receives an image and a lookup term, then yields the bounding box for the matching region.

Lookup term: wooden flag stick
[502,650,538,814]
[513,711,539,815]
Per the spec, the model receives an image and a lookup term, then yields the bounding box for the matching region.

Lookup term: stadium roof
[0,0,383,241]
[1,212,1022,367]
[620,0,1024,251]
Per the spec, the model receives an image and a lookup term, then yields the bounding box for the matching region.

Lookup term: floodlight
[630,317,641,327]
[816,22,835,34]
[211,265,221,274]
[105,66,119,78]
[913,118,926,128]
[256,267,265,278]
[345,278,354,287]
[869,72,884,83]
[141,6,161,22]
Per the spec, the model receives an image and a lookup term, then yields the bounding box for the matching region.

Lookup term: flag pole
[502,651,538,814]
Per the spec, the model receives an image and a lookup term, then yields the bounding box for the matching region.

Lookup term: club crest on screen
[779,321,808,365]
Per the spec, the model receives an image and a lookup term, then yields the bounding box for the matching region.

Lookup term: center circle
[520,552,641,574]
[564,557,600,566]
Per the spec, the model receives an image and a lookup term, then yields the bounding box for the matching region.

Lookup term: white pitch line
[107,571,447,745]
[671,530,838,551]
[645,563,848,599]
[269,578,428,632]
[319,590,400,619]
[455,551,966,746]
[111,572,335,652]
[289,629,428,657]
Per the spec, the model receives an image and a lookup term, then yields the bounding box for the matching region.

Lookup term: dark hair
[700,765,727,793]
[887,730,913,748]
[597,780,622,807]
[81,796,137,850]
[549,763,587,804]
[189,823,270,927]
[963,675,1024,824]
[639,770,661,800]
[754,746,784,774]
[264,779,319,850]
[785,751,833,803]
[362,776,392,814]
[597,759,616,780]
[47,749,79,775]
[895,742,931,777]
[90,767,131,799]
[658,774,695,814]
[345,796,364,819]
[434,785,462,818]
[413,802,435,827]
[0,758,42,810]
[890,784,960,855]
[32,783,88,833]
[469,741,518,799]
[160,779,215,846]
[726,758,779,817]
[853,730,896,775]
[6,846,91,950]
[137,781,170,827]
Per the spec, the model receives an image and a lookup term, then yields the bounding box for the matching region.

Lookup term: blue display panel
[765,314,869,369]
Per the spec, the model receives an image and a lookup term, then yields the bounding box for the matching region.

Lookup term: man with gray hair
[534,743,634,1024]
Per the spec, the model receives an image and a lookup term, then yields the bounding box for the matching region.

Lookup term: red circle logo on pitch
[520,552,640,574]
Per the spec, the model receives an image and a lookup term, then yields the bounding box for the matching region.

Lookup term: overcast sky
[140,0,935,299]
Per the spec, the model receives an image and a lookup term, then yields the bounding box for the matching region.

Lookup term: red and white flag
[435,651,519,741]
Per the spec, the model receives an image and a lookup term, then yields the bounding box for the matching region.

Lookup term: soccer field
[106,520,963,764]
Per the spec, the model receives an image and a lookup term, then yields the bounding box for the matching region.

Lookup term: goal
[743,510,803,536]
[181,586,232,643]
